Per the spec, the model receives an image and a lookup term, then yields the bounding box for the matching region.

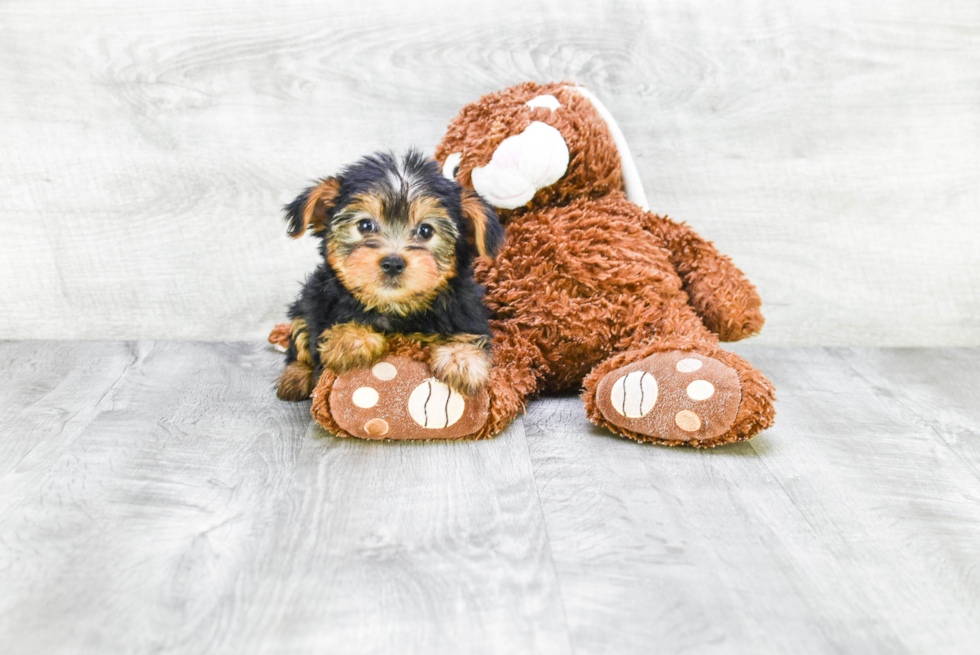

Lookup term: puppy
[276,150,503,402]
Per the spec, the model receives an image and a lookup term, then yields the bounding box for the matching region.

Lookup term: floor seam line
[519,414,578,655]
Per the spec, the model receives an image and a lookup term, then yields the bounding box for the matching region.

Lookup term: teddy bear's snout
[470,121,569,210]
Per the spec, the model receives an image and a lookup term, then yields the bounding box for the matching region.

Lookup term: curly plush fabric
[275,81,776,447]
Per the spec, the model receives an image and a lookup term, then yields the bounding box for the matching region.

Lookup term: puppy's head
[284,150,502,316]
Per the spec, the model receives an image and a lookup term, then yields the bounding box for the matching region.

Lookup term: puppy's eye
[357,219,376,234]
[416,224,434,240]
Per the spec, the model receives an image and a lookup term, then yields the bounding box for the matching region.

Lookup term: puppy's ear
[284,177,342,238]
[460,189,503,258]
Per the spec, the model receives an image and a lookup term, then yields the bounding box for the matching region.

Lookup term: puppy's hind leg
[277,318,316,401]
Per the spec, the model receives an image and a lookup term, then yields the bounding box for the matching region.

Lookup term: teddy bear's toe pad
[596,351,741,442]
[329,356,489,440]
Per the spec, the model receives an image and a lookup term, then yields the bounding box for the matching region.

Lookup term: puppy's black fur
[277,150,502,399]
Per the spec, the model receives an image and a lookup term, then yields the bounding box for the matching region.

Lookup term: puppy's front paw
[318,323,387,373]
[429,341,491,396]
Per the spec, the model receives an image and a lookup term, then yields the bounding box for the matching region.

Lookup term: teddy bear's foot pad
[329,356,489,440]
[596,351,741,443]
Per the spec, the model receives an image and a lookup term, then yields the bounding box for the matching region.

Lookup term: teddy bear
[270,81,776,447]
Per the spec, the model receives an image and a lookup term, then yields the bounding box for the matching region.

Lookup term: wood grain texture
[1,0,978,344]
[2,342,980,653]
[526,343,980,654]
[0,341,571,655]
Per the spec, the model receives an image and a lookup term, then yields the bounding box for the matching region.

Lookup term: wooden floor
[1,342,979,654]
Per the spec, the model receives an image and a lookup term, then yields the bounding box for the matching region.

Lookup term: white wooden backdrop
[1,0,978,345]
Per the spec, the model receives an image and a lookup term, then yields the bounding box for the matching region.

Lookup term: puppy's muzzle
[380,254,406,277]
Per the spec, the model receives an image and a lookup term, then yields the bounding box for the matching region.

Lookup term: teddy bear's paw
[595,351,741,444]
[268,323,291,351]
[328,356,490,440]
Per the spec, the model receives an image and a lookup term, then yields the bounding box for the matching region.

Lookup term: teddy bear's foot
[269,322,291,351]
[592,350,745,446]
[323,356,490,440]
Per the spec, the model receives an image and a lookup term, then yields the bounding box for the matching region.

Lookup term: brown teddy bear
[271,81,775,447]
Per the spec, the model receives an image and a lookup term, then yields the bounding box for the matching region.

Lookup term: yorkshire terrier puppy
[276,150,503,402]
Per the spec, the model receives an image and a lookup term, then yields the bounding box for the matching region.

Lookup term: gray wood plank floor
[1,342,978,654]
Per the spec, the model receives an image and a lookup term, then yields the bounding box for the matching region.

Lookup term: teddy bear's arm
[643,213,765,341]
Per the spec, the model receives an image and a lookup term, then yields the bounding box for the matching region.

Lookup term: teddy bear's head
[435,81,648,218]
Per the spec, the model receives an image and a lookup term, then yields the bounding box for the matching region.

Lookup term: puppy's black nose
[380,254,406,276]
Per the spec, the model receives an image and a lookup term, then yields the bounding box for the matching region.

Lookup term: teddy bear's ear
[283,177,342,238]
[460,189,503,258]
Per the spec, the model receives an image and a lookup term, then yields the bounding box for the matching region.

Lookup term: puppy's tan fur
[317,322,388,373]
[276,319,315,401]
[428,334,492,396]
[277,361,315,401]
